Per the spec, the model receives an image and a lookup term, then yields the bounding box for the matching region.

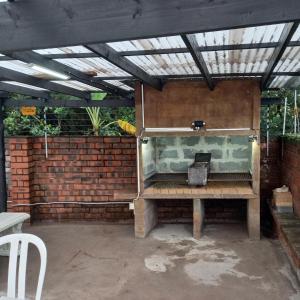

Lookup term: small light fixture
[141,137,149,144]
[248,135,259,142]
[31,64,70,80]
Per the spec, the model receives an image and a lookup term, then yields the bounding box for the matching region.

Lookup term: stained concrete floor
[0,223,300,300]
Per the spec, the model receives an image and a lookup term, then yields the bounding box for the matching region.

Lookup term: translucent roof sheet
[0,60,39,77]
[274,46,300,73]
[291,24,300,41]
[35,46,91,55]
[104,80,134,91]
[108,36,185,51]
[202,48,275,74]
[195,24,285,46]
[270,76,300,89]
[126,53,199,75]
[0,23,300,94]
[52,80,101,91]
[55,58,130,77]
[1,81,47,91]
[108,24,285,53]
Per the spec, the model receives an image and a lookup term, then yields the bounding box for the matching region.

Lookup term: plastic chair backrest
[0,233,47,300]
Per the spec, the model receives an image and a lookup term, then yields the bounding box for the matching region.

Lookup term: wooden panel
[137,80,260,130]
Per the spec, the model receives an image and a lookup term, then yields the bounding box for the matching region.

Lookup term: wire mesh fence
[4,107,136,137]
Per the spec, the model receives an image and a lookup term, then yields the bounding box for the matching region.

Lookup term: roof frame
[77,72,300,81]
[261,22,299,89]
[0,67,90,99]
[5,51,131,97]
[0,0,300,52]
[1,41,300,61]
[85,44,163,90]
[0,82,50,99]
[181,34,214,90]
[2,97,135,108]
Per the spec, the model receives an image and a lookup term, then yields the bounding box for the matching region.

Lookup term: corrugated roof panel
[195,24,285,46]
[126,53,199,75]
[274,46,300,72]
[103,80,134,91]
[291,24,300,41]
[1,81,47,91]
[55,58,130,77]
[108,36,185,51]
[0,60,40,76]
[52,80,101,91]
[270,76,300,88]
[202,48,275,74]
[34,46,91,55]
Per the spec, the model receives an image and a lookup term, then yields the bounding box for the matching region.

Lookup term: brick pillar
[134,198,157,238]
[8,137,34,217]
[193,199,205,239]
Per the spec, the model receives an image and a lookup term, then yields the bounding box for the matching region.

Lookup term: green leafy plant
[261,89,300,137]
[4,109,60,136]
[85,107,116,136]
[282,133,300,144]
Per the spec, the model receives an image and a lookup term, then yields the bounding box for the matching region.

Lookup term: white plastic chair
[0,234,47,300]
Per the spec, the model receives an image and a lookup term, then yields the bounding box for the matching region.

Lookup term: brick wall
[281,140,300,216]
[6,136,284,223]
[8,136,136,222]
[260,139,282,202]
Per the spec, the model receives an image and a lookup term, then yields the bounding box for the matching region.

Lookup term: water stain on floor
[145,223,299,300]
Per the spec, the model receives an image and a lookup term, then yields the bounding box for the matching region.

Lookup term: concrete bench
[0,212,30,256]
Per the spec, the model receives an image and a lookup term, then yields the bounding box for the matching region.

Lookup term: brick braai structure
[5,135,288,224]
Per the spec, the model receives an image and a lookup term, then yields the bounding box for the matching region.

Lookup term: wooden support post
[134,198,157,238]
[0,100,7,213]
[193,199,205,239]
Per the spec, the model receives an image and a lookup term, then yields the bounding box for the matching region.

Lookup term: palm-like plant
[86,107,116,136]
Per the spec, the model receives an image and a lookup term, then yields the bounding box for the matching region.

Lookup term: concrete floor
[0,223,300,300]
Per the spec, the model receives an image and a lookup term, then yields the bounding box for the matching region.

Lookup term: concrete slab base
[0,223,298,300]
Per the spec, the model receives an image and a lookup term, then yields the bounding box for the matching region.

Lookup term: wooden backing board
[135,80,261,130]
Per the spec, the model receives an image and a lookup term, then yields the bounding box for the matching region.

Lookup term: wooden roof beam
[181,34,214,90]
[86,44,163,91]
[0,0,300,52]
[1,41,300,60]
[2,97,134,108]
[0,82,50,99]
[261,22,299,89]
[5,51,130,97]
[0,67,90,99]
